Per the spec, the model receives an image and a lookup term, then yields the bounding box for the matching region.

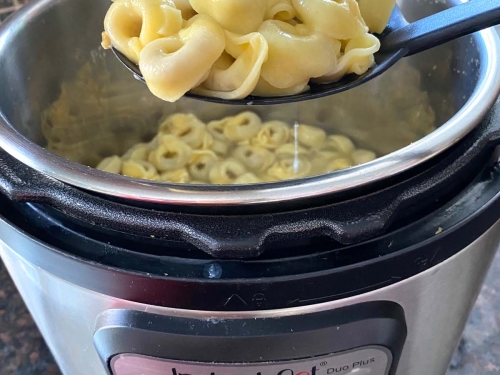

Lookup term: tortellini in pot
[233,145,276,173]
[223,112,263,142]
[96,155,122,174]
[259,21,340,89]
[352,149,377,165]
[207,118,229,141]
[122,143,150,161]
[310,150,339,174]
[267,158,312,180]
[159,113,207,149]
[93,111,379,185]
[122,160,158,180]
[103,0,183,63]
[211,139,231,156]
[148,134,193,171]
[321,135,356,153]
[275,143,309,160]
[326,157,354,172]
[189,150,219,181]
[296,125,326,148]
[139,14,225,102]
[235,173,262,184]
[209,158,248,184]
[157,168,191,183]
[192,31,268,100]
[189,0,267,35]
[252,121,290,149]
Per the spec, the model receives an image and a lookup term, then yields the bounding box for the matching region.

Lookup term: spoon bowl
[112,0,500,105]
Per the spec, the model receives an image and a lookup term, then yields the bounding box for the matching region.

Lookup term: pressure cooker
[0,0,499,374]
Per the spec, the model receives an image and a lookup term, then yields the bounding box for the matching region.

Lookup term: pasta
[296,124,326,148]
[209,158,247,184]
[191,31,268,100]
[292,0,367,40]
[252,121,289,149]
[95,111,379,184]
[315,34,380,83]
[159,113,207,149]
[352,149,377,165]
[233,145,276,173]
[103,0,183,63]
[266,0,296,22]
[223,112,262,142]
[322,135,356,153]
[157,168,191,183]
[189,0,267,35]
[138,15,226,102]
[101,0,397,101]
[122,143,150,161]
[235,173,262,184]
[357,0,398,34]
[148,134,193,171]
[122,159,158,179]
[275,143,309,160]
[189,150,218,181]
[259,21,340,89]
[96,156,123,174]
[267,158,312,180]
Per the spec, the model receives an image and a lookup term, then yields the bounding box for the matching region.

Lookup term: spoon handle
[382,0,500,56]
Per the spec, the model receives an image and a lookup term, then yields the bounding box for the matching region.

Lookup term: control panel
[94,302,406,375]
[111,347,391,375]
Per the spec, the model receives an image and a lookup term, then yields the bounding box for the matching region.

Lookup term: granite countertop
[0,1,499,374]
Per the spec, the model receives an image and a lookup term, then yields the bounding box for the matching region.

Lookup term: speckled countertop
[0,2,499,375]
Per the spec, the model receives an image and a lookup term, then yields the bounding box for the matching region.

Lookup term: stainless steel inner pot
[0,0,499,206]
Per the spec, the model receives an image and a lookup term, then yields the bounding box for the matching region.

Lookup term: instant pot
[0,0,500,375]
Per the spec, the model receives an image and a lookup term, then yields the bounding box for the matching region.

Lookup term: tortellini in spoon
[102,0,397,102]
[95,111,378,184]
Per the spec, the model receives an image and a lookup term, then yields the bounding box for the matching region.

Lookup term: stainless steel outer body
[0,218,498,375]
[0,0,499,206]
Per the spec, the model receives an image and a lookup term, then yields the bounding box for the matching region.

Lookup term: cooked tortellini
[122,160,158,179]
[296,124,326,148]
[95,111,378,184]
[192,32,268,100]
[189,150,218,181]
[252,121,289,149]
[357,0,398,34]
[233,145,276,173]
[159,113,207,149]
[102,0,183,63]
[223,111,262,142]
[96,156,123,174]
[266,0,296,21]
[139,15,226,102]
[209,158,248,184]
[189,0,267,35]
[102,0,397,101]
[148,134,193,171]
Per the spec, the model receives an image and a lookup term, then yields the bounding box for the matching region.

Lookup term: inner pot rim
[0,0,500,207]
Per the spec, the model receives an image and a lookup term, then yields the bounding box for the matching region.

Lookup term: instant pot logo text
[170,368,318,375]
[170,357,376,375]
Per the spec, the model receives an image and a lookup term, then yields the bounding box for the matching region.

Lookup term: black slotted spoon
[112,0,500,105]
